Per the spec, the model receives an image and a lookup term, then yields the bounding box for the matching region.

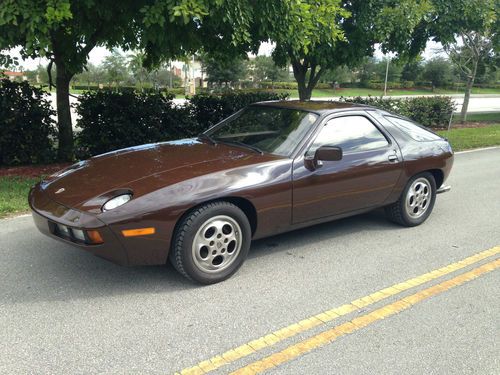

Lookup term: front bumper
[30,208,130,265]
[29,185,130,265]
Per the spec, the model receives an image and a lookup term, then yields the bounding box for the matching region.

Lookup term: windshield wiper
[198,132,217,145]
[220,140,264,155]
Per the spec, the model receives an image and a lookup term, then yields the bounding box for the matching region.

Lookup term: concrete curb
[455,146,500,154]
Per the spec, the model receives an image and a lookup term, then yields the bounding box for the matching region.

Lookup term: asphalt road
[1,148,499,374]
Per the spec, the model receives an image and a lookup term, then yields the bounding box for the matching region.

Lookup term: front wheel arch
[172,197,257,241]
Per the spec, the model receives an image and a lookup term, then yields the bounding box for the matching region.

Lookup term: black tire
[169,201,251,284]
[385,172,437,227]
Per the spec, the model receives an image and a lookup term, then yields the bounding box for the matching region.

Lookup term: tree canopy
[0,0,256,160]
[2,0,496,158]
[253,0,434,100]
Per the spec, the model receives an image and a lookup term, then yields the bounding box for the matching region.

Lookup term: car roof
[252,100,372,114]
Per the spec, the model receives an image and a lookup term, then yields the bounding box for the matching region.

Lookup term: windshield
[205,106,318,156]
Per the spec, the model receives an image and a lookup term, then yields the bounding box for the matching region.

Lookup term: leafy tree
[0,1,145,160]
[444,31,497,121]
[201,54,248,88]
[416,0,498,122]
[251,56,288,87]
[149,66,181,89]
[422,57,453,90]
[0,51,18,70]
[102,50,129,87]
[73,63,105,89]
[261,0,433,100]
[0,0,244,161]
[357,58,379,86]
[24,64,52,86]
[373,57,403,83]
[321,66,354,85]
[128,50,150,90]
[401,57,424,82]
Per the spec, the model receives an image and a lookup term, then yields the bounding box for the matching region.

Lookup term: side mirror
[316,145,343,162]
[304,145,342,170]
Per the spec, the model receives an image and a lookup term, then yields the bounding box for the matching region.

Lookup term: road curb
[455,146,500,154]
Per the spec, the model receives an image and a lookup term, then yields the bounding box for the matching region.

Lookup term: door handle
[388,154,399,162]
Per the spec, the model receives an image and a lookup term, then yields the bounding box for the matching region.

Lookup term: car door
[292,111,403,224]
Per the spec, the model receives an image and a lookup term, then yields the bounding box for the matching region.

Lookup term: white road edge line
[455,146,500,154]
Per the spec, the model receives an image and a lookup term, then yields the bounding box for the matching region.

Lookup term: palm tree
[128,50,149,91]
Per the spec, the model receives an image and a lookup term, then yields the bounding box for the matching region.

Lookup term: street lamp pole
[383,56,390,97]
[192,55,196,95]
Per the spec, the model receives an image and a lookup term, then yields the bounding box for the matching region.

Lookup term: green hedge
[71,85,185,96]
[187,91,288,128]
[259,81,332,90]
[0,79,56,166]
[365,81,433,90]
[444,82,500,90]
[75,91,194,157]
[2,79,458,165]
[76,91,288,157]
[341,95,456,128]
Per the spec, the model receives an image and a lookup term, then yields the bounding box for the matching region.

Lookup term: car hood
[40,139,277,213]
[41,139,281,212]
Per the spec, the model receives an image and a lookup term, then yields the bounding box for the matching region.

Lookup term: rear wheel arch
[427,169,444,189]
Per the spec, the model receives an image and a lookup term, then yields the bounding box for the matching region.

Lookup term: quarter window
[311,115,389,153]
[384,116,442,141]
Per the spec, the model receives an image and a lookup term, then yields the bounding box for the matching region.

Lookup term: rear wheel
[385,172,436,227]
[169,201,251,284]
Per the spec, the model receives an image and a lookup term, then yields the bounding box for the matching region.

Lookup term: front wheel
[385,172,437,227]
[169,201,251,284]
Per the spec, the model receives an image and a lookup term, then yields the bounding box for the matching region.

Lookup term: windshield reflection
[207,106,318,157]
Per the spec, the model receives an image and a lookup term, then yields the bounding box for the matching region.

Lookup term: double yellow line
[177,246,500,375]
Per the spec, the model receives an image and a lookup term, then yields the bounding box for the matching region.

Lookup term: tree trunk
[297,82,314,101]
[291,58,323,101]
[55,62,74,161]
[460,59,478,124]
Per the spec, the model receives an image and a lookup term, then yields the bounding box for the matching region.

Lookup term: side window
[311,115,389,153]
[384,116,442,141]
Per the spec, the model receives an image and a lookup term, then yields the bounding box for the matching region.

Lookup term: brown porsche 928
[30,101,453,284]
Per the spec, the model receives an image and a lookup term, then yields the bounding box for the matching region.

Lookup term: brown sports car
[29,101,453,284]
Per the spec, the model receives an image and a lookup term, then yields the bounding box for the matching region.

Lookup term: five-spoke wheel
[169,201,251,284]
[192,215,242,273]
[405,178,431,219]
[385,172,437,227]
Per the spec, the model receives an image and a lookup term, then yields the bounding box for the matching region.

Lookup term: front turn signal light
[87,230,104,244]
[121,227,156,237]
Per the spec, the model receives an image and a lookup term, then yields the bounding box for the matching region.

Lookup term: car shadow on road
[249,208,400,259]
[1,209,400,304]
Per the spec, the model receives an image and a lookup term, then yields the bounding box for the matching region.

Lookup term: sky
[7,40,446,71]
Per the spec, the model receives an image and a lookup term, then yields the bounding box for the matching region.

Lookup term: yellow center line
[177,246,500,375]
[231,257,500,374]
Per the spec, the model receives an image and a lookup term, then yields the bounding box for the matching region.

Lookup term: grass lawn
[0,176,39,218]
[437,124,500,151]
[452,112,500,123]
